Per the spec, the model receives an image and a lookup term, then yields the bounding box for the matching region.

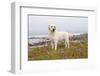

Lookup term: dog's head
[48,24,56,32]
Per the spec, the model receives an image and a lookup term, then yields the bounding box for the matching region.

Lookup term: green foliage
[28,41,88,60]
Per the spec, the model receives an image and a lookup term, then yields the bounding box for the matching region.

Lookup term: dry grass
[28,41,88,61]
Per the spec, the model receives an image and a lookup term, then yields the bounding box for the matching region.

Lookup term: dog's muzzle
[52,29,55,32]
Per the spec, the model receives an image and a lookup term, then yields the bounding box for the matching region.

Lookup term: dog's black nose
[52,29,55,32]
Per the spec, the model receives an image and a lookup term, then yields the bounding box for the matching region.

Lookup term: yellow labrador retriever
[48,24,69,50]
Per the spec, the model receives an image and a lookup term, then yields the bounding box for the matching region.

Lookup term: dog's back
[54,31,69,40]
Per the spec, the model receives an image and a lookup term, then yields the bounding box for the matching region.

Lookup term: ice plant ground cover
[28,37,88,60]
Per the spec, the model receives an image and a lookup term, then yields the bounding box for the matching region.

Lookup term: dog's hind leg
[66,39,69,48]
[67,42,69,48]
[65,41,67,48]
[65,38,69,48]
[65,41,69,48]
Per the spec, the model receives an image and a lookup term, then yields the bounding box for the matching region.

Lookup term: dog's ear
[48,25,50,30]
[48,25,50,27]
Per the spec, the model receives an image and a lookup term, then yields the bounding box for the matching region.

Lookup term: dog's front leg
[54,41,57,50]
[51,41,54,49]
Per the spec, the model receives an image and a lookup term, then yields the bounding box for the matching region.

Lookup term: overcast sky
[29,15,88,36]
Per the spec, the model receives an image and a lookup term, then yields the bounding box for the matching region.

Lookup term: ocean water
[29,38,47,44]
[28,35,48,44]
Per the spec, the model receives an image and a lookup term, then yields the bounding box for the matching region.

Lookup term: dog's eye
[54,26,55,28]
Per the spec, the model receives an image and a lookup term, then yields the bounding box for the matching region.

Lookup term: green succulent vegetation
[28,40,88,61]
